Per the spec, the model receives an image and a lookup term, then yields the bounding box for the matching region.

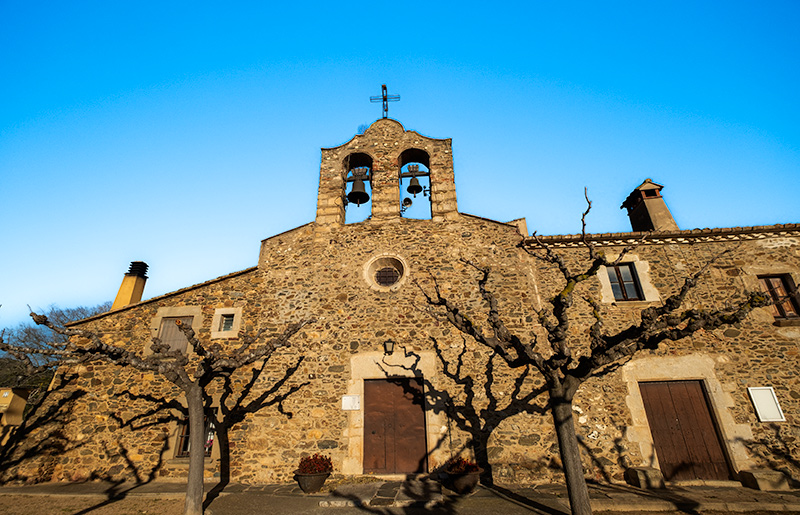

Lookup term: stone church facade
[7,118,799,487]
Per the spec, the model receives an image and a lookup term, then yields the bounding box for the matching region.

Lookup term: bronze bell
[407,177,422,197]
[347,178,370,206]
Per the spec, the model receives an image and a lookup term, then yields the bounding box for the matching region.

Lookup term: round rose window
[364,255,408,291]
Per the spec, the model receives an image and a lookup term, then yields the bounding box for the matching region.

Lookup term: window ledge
[773,319,800,327]
[210,331,239,340]
[606,300,660,308]
[166,458,218,468]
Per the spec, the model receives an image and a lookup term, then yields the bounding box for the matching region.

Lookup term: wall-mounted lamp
[383,339,395,355]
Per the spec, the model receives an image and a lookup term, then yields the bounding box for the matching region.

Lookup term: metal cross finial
[370,84,400,119]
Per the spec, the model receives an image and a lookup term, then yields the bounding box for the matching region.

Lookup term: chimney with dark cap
[621,179,679,232]
[111,261,148,310]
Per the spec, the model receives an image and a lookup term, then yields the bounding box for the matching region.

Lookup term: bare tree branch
[0,311,315,515]
[417,191,773,515]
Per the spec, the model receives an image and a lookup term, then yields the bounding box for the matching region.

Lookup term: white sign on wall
[341,394,361,411]
[747,387,785,422]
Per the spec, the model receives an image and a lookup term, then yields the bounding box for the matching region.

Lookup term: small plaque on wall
[341,395,361,411]
[747,387,785,422]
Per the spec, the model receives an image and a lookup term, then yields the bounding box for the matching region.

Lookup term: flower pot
[447,468,483,494]
[294,471,331,493]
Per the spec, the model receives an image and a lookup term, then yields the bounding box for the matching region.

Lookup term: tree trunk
[184,385,205,515]
[550,389,592,515]
[473,433,494,486]
[203,420,229,511]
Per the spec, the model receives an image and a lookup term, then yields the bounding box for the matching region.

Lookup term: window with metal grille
[158,316,194,353]
[375,266,400,286]
[759,275,799,319]
[175,414,216,458]
[607,264,643,301]
[219,314,235,332]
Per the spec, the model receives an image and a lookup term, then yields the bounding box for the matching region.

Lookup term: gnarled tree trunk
[550,383,591,515]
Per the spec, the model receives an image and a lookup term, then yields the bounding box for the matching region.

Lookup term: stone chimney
[621,179,679,232]
[111,261,148,310]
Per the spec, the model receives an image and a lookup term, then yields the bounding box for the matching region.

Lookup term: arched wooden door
[363,378,427,474]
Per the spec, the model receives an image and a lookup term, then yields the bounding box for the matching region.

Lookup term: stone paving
[0,478,799,514]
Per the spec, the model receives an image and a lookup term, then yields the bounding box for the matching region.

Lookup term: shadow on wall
[0,372,88,483]
[736,423,800,488]
[379,336,552,487]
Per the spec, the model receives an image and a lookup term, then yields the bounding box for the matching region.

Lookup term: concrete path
[0,477,799,514]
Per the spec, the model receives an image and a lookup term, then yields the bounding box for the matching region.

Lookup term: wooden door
[639,380,732,480]
[363,378,427,474]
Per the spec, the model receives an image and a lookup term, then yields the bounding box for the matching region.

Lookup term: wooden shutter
[159,316,194,353]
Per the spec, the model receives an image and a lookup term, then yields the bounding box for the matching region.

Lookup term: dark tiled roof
[524,223,800,247]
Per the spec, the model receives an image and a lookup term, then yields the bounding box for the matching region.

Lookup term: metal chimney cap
[127,261,149,278]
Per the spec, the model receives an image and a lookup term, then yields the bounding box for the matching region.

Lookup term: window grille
[375,266,400,286]
[220,314,235,331]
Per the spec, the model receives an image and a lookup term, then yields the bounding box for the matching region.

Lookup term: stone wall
[4,117,797,488]
[8,221,797,487]
[520,230,800,483]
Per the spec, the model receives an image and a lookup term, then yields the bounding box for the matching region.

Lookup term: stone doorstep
[739,469,792,491]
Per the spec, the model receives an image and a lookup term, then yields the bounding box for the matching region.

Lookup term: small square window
[758,275,799,319]
[607,264,643,301]
[220,314,235,332]
[211,307,242,339]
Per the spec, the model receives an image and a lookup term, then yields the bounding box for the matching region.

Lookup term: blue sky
[2,1,799,329]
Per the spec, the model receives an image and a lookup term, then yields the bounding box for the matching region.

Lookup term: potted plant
[294,453,333,493]
[444,456,483,494]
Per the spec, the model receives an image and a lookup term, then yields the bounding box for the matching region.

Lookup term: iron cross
[370,84,400,119]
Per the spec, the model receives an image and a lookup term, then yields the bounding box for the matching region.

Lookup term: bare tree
[1,303,111,389]
[0,312,313,515]
[417,197,771,515]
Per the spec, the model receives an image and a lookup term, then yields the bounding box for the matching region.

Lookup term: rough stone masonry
[4,118,798,489]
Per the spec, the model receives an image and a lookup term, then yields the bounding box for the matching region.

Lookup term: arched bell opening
[344,152,373,224]
[398,148,431,220]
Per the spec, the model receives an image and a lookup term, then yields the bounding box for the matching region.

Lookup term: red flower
[298,453,333,474]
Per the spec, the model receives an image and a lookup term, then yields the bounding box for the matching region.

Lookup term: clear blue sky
[2,1,799,329]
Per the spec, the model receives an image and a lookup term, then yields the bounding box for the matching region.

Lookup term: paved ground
[0,477,799,514]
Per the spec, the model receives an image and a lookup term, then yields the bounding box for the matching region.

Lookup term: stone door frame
[342,351,445,475]
[622,354,755,476]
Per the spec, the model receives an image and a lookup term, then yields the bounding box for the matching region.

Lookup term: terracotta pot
[447,468,483,494]
[294,471,331,493]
